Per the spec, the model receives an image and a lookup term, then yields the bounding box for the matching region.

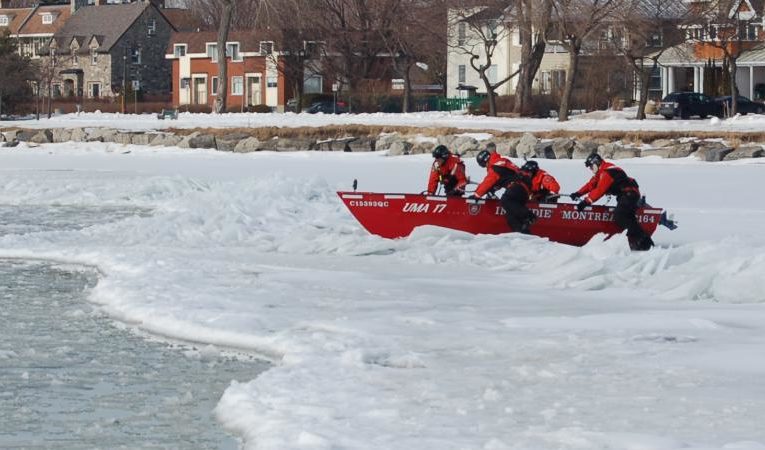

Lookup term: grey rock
[233,137,262,153]
[551,138,575,159]
[388,141,413,156]
[516,133,538,158]
[16,129,38,142]
[667,142,699,158]
[69,128,87,142]
[112,132,134,145]
[724,145,765,160]
[4,138,19,148]
[0,132,5,143]
[410,142,434,155]
[314,139,334,151]
[534,141,555,159]
[436,135,457,149]
[29,129,53,144]
[612,147,641,159]
[597,143,623,158]
[375,133,402,151]
[640,148,673,158]
[3,130,18,142]
[216,132,250,152]
[51,128,72,143]
[650,139,676,148]
[130,133,152,146]
[696,146,734,161]
[276,137,315,151]
[150,134,183,147]
[346,137,375,152]
[87,128,116,142]
[572,140,599,159]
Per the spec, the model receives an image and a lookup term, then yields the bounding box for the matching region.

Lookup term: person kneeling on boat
[570,153,654,251]
[472,150,536,234]
[521,160,560,203]
[427,145,468,196]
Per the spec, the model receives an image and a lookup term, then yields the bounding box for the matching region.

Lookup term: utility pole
[121,45,127,114]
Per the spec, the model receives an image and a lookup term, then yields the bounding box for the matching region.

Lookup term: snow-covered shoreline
[3,121,765,449]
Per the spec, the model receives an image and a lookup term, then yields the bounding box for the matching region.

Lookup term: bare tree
[513,0,552,115]
[448,1,519,116]
[689,0,759,116]
[214,0,234,113]
[549,0,621,121]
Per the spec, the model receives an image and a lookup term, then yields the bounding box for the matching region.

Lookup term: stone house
[43,0,177,98]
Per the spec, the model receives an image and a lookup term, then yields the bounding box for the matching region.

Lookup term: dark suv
[658,92,721,119]
[305,100,348,114]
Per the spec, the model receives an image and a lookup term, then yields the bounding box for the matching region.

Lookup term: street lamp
[122,45,127,114]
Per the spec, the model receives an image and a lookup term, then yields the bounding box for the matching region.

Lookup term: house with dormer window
[657,0,765,100]
[42,0,177,98]
[166,30,298,111]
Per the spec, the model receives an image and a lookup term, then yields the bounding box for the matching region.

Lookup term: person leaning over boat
[521,160,560,203]
[570,153,654,251]
[427,145,468,196]
[471,149,536,234]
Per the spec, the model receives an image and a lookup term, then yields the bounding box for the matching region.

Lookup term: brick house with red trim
[166,30,298,111]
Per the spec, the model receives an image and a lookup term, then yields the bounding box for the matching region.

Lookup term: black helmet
[521,160,539,175]
[476,150,491,167]
[432,145,450,160]
[585,153,603,169]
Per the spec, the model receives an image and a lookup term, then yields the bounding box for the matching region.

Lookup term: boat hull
[338,192,663,247]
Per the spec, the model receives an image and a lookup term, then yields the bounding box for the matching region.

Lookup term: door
[247,76,261,106]
[194,78,207,105]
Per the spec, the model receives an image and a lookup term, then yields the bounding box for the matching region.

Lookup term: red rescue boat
[338,192,675,247]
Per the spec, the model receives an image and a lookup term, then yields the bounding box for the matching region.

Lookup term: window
[89,82,101,98]
[52,84,62,97]
[72,49,78,66]
[0,16,9,27]
[458,22,466,46]
[260,41,273,55]
[231,76,243,95]
[173,44,186,57]
[226,42,241,61]
[458,65,466,83]
[304,74,322,94]
[648,32,663,47]
[206,43,217,62]
[540,70,565,94]
[91,49,97,65]
[487,65,497,84]
[130,47,141,64]
[181,77,190,89]
[267,76,277,88]
[304,41,320,58]
[211,76,218,95]
[148,18,156,35]
[42,13,53,24]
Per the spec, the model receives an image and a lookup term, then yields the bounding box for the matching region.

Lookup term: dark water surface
[0,259,267,449]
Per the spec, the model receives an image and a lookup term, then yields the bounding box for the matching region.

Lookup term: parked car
[714,95,765,115]
[305,100,348,114]
[658,92,721,119]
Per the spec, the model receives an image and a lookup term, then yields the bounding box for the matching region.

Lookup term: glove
[569,192,581,200]
[576,200,588,212]
[468,194,479,200]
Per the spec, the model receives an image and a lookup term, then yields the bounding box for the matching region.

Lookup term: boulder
[410,141,434,155]
[375,133,402,151]
[112,132,134,145]
[51,128,72,143]
[724,145,765,160]
[275,137,315,151]
[69,128,87,142]
[533,141,555,159]
[346,137,375,152]
[597,142,622,158]
[0,132,5,143]
[436,135,457,149]
[387,141,413,156]
[188,133,216,149]
[177,132,200,148]
[150,133,183,147]
[551,138,575,159]
[314,139,334,151]
[453,136,480,155]
[29,129,53,144]
[695,146,734,162]
[612,147,641,159]
[130,133,152,146]
[16,129,38,142]
[571,140,599,159]
[233,137,262,153]
[650,138,676,148]
[515,133,538,158]
[640,148,673,158]
[86,128,116,142]
[215,132,250,152]
[3,129,18,142]
[667,141,699,158]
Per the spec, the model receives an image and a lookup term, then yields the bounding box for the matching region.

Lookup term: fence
[412,96,483,112]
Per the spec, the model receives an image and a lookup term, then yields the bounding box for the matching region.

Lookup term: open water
[0,205,268,449]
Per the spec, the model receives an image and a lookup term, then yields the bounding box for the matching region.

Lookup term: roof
[0,7,34,34]
[166,30,283,54]
[655,43,700,65]
[18,4,70,36]
[160,8,206,32]
[51,2,150,52]
[737,44,765,63]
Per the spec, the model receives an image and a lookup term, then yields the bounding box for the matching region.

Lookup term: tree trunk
[729,56,738,116]
[513,13,532,115]
[402,63,412,113]
[215,0,234,113]
[558,45,580,122]
[481,73,497,116]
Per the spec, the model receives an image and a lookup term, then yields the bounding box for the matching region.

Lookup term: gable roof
[17,4,70,36]
[51,2,151,53]
[159,8,206,32]
[0,7,34,34]
[166,30,283,54]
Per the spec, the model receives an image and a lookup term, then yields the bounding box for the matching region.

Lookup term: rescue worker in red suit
[570,153,654,251]
[427,145,468,196]
[521,160,560,203]
[472,150,536,234]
